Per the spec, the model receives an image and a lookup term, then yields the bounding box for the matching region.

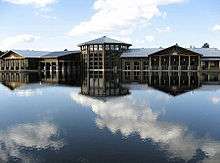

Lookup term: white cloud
[2,0,57,7]
[212,24,220,32]
[0,34,40,50]
[68,0,184,36]
[156,26,171,33]
[145,35,155,42]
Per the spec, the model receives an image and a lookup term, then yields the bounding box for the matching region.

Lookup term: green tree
[202,43,210,48]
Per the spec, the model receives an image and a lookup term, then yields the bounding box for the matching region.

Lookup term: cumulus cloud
[156,26,171,33]
[0,122,63,162]
[2,0,57,7]
[0,34,39,50]
[71,93,220,162]
[145,35,155,42]
[68,0,184,36]
[212,24,220,32]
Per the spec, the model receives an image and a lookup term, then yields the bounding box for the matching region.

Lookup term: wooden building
[40,50,81,74]
[121,45,220,72]
[0,50,81,73]
[0,37,220,74]
[0,50,49,71]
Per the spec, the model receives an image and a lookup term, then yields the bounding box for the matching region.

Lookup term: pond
[0,71,220,163]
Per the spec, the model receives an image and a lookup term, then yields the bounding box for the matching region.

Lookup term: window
[105,45,109,50]
[99,45,103,50]
[134,61,140,70]
[115,45,119,50]
[111,45,114,50]
[125,62,130,70]
[90,45,94,51]
[94,45,98,51]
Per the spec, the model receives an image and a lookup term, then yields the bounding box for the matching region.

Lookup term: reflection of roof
[42,51,80,58]
[78,36,132,46]
[121,48,162,58]
[149,85,201,97]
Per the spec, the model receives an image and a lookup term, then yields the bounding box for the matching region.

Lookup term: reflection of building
[122,71,202,96]
[81,71,129,97]
[0,71,80,90]
[0,72,40,90]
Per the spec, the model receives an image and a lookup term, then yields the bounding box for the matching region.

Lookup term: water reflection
[1,71,220,97]
[71,92,220,163]
[0,122,63,162]
[1,71,220,162]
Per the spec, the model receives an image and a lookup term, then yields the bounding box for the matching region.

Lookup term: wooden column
[149,57,152,70]
[168,56,171,70]
[219,61,220,70]
[178,55,181,71]
[208,61,211,70]
[198,57,201,71]
[159,56,162,70]
[188,56,191,70]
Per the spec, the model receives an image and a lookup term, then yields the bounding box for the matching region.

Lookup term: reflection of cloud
[210,96,220,105]
[71,93,220,162]
[14,89,43,97]
[0,122,63,162]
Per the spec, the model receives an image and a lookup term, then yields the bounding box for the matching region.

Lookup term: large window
[134,61,140,70]
[90,45,94,51]
[125,62,130,70]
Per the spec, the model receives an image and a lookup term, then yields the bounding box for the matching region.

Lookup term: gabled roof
[121,48,163,58]
[148,45,203,56]
[189,48,220,57]
[1,50,50,58]
[78,36,132,46]
[42,50,80,58]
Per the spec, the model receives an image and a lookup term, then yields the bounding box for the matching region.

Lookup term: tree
[0,51,4,56]
[202,43,210,48]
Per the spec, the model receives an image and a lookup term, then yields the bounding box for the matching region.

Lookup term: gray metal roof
[121,47,220,58]
[42,50,80,58]
[189,48,220,57]
[121,48,163,58]
[11,50,50,58]
[78,36,132,46]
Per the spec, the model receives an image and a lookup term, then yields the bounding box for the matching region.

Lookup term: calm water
[0,72,220,163]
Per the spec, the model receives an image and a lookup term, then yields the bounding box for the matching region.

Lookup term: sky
[0,0,220,51]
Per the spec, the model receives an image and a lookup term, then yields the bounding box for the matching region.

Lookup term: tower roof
[78,36,132,46]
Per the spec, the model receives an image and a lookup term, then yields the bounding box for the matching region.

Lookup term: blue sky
[0,0,220,51]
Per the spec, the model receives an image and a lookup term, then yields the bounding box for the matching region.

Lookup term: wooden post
[208,61,211,70]
[169,56,171,71]
[178,55,181,71]
[219,61,220,70]
[159,56,162,70]
[188,56,191,70]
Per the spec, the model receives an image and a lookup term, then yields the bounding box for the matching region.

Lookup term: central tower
[78,36,131,96]
[79,36,132,72]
